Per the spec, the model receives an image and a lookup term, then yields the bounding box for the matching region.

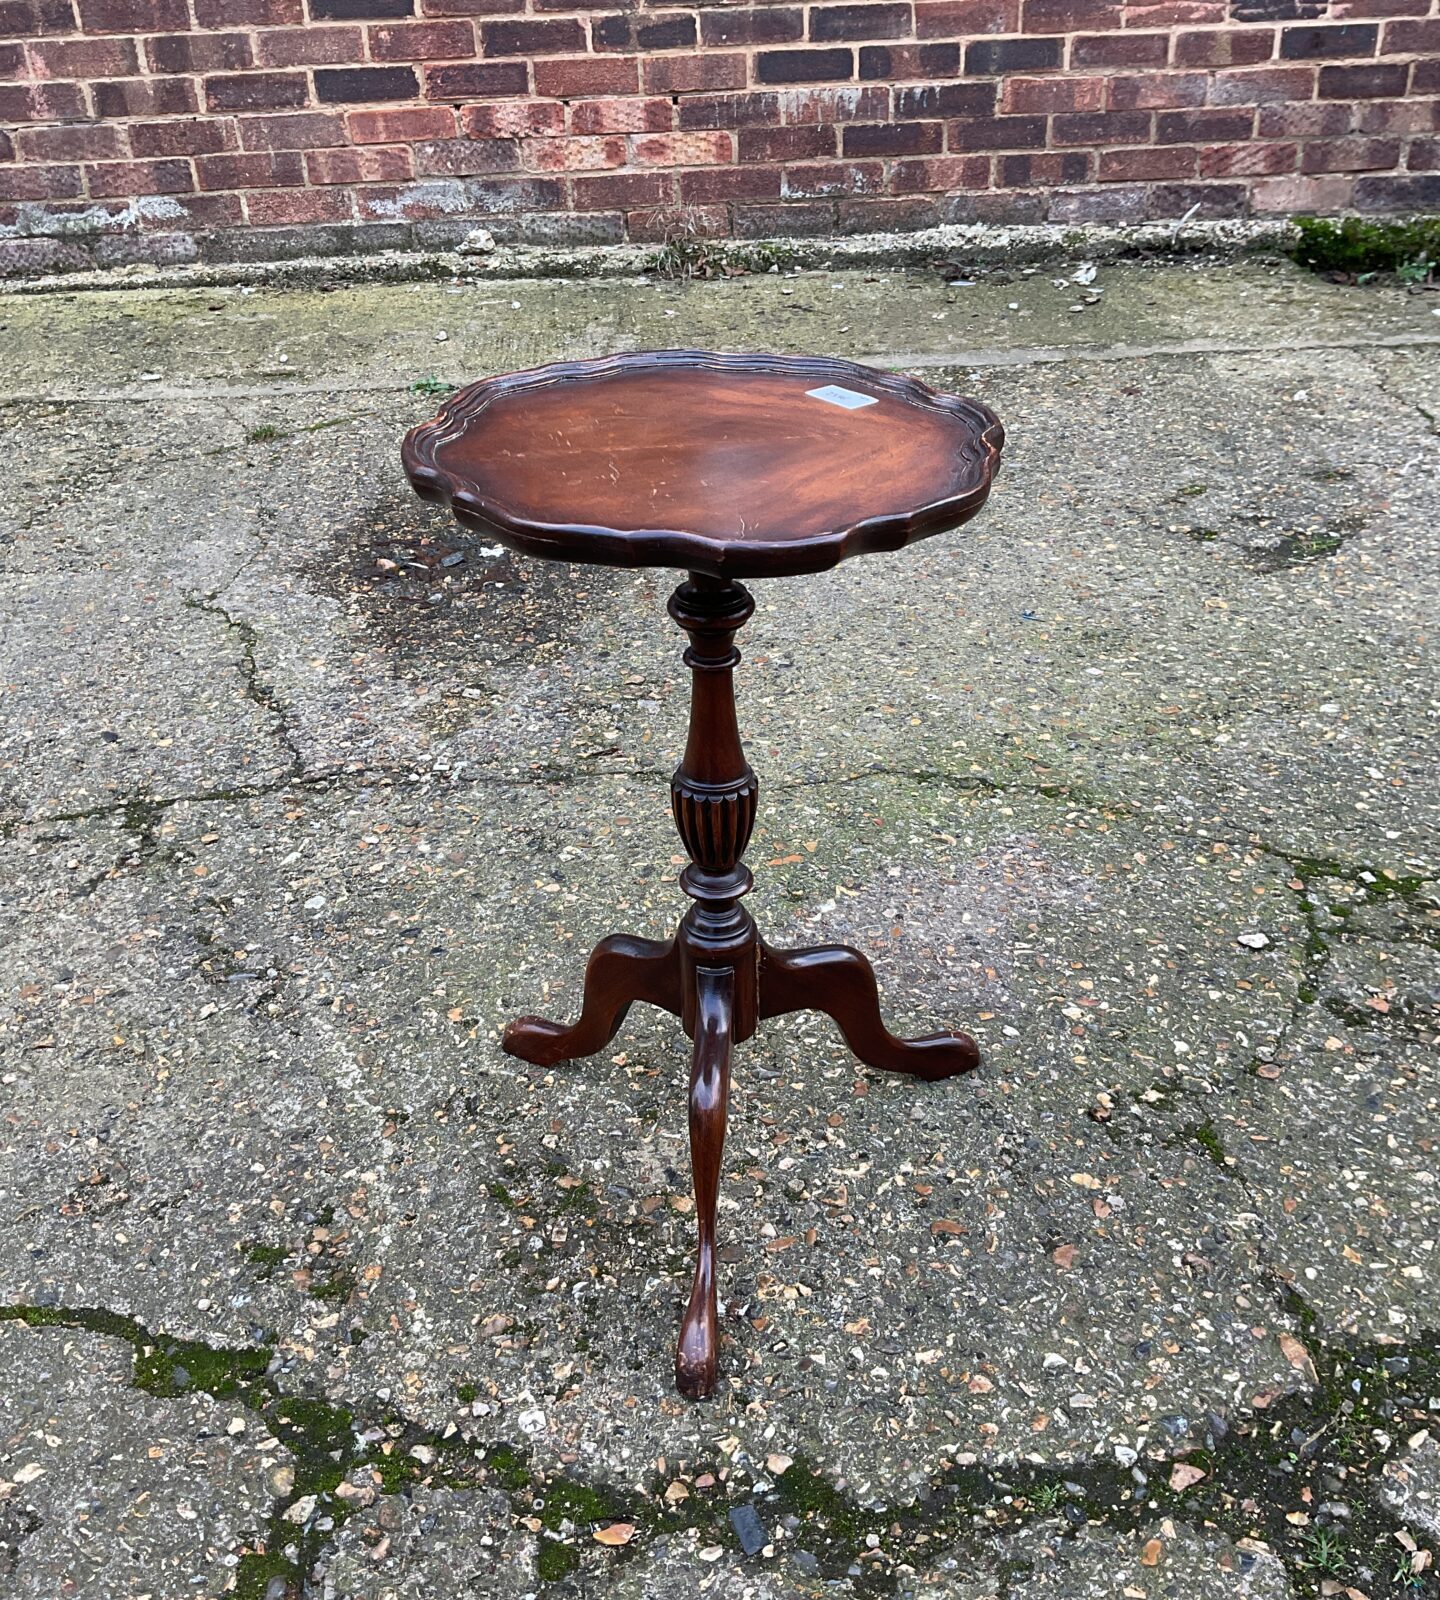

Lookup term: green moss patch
[1289,216,1440,280]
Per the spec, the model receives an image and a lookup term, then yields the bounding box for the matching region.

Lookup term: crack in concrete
[183,526,305,784]
[3,1297,1436,1598]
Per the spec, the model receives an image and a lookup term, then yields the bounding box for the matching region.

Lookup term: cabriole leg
[758,940,979,1082]
[675,963,733,1400]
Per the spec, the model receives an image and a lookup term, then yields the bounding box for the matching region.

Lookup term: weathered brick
[913,0,1017,38]
[859,42,959,79]
[843,120,942,156]
[1003,76,1104,114]
[949,113,1046,149]
[425,62,528,97]
[255,26,364,66]
[198,0,301,21]
[1404,56,1438,91]
[781,158,883,195]
[245,186,354,223]
[1052,110,1152,147]
[737,123,833,161]
[1108,72,1208,109]
[28,35,140,78]
[206,73,309,113]
[0,1,75,40]
[1208,65,1314,103]
[886,152,989,191]
[466,100,567,137]
[964,37,1061,74]
[1407,137,1439,171]
[1301,135,1400,170]
[0,162,82,201]
[1319,62,1408,96]
[778,85,888,121]
[1256,99,1352,136]
[999,150,1090,185]
[681,163,781,203]
[1126,0,1228,20]
[838,194,940,231]
[569,97,671,134]
[1233,0,1321,17]
[1097,143,1198,180]
[130,118,239,157]
[238,111,348,150]
[1146,180,1245,216]
[678,92,782,130]
[701,9,803,46]
[895,81,994,117]
[1382,18,1440,53]
[1279,23,1378,58]
[572,169,670,208]
[314,66,419,101]
[1022,0,1121,31]
[349,106,454,141]
[1250,172,1354,211]
[624,202,727,243]
[529,57,631,97]
[809,4,911,41]
[311,0,412,17]
[1172,27,1274,66]
[86,158,194,197]
[369,20,475,58]
[16,122,125,162]
[972,188,1047,222]
[93,231,200,267]
[0,81,86,121]
[93,78,198,118]
[1355,98,1439,134]
[523,134,624,168]
[733,199,835,236]
[1070,31,1168,66]
[482,18,584,55]
[197,150,305,189]
[415,136,520,174]
[1353,172,1440,207]
[755,47,854,83]
[594,12,696,52]
[77,0,187,32]
[306,144,414,184]
[632,130,733,164]
[644,53,748,93]
[1047,184,1149,222]
[1199,139,1297,176]
[1156,108,1255,142]
[165,191,245,228]
[146,33,251,74]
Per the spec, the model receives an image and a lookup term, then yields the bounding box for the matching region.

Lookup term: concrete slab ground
[0,254,1437,1600]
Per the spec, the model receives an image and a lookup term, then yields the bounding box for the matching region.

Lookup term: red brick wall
[1,0,1436,271]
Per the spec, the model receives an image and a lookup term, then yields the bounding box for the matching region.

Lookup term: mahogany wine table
[403,351,1004,1398]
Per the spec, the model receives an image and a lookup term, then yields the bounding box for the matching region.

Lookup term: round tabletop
[402,350,1003,580]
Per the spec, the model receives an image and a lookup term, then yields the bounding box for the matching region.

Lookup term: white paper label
[805,384,878,410]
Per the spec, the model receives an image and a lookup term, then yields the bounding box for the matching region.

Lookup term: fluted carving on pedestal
[671,774,759,873]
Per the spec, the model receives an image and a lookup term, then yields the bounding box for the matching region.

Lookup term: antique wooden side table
[403,351,1004,1399]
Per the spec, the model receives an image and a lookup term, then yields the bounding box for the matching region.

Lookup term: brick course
[0,0,1434,266]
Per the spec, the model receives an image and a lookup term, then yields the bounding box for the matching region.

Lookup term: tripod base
[502,912,978,1399]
